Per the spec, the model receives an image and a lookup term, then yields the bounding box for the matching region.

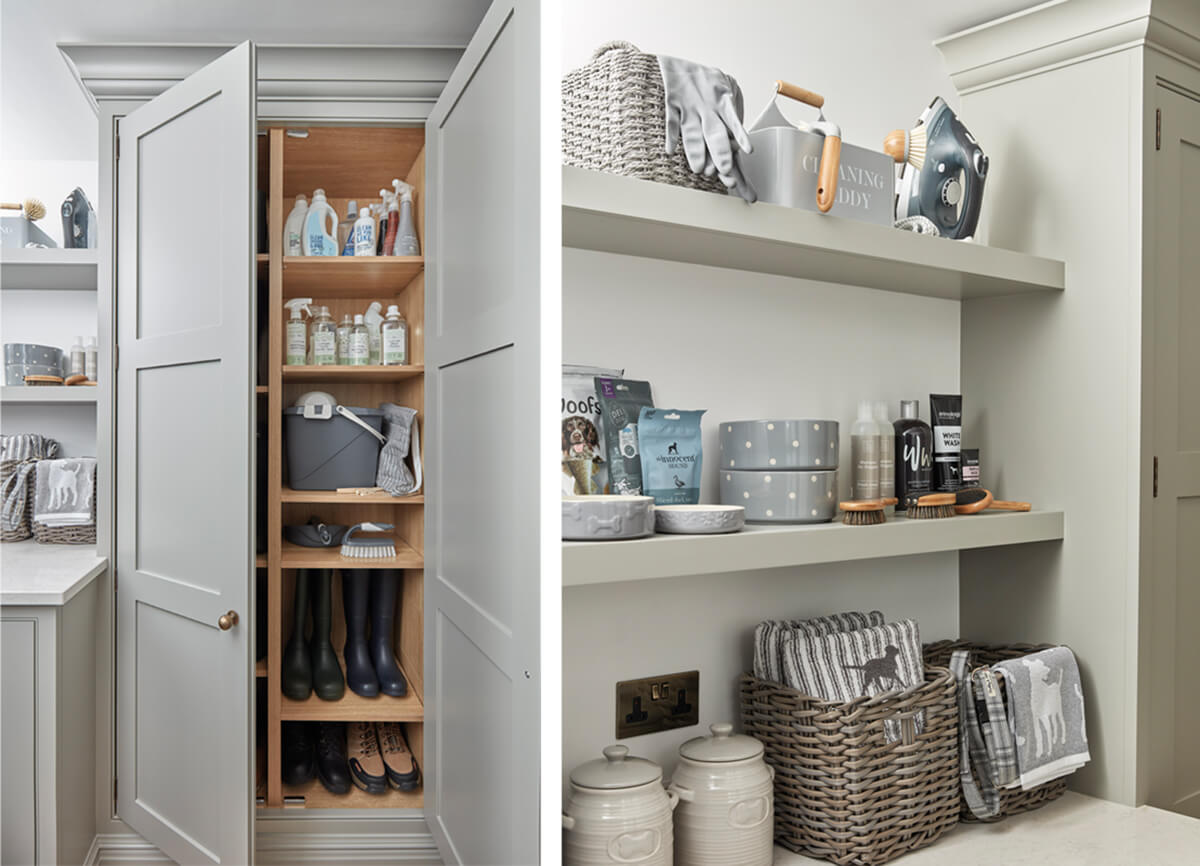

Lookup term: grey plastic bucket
[283,406,383,489]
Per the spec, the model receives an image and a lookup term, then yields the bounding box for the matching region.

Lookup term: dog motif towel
[33,458,95,526]
[993,646,1090,790]
[780,618,924,741]
[753,610,885,683]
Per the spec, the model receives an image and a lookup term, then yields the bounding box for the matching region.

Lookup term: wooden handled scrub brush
[1,198,47,221]
[840,497,898,526]
[952,488,1032,514]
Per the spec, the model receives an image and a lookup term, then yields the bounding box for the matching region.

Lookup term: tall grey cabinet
[60,1,550,862]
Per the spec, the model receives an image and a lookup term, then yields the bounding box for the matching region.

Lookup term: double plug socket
[615,670,700,739]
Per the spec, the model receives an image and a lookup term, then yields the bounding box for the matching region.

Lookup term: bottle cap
[387,304,400,316]
[347,200,357,217]
[900,400,920,419]
[354,314,364,325]
[312,188,326,200]
[295,193,307,204]
[857,400,873,420]
[874,400,889,422]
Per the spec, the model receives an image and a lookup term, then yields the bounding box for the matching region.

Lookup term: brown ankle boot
[377,722,420,791]
[347,721,387,794]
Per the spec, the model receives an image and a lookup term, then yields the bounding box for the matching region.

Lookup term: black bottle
[894,400,933,511]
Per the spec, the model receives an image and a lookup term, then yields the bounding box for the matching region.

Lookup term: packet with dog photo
[561,365,622,495]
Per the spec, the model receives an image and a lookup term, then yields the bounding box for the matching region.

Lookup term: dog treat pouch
[638,408,706,505]
[594,377,655,496]
[561,364,622,495]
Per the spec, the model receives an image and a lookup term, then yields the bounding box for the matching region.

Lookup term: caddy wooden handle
[990,500,1032,511]
[774,81,824,108]
[816,135,841,213]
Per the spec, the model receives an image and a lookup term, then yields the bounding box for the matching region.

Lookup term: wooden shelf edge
[268,777,423,810]
[281,488,424,505]
[281,364,423,381]
[562,509,1065,586]
[279,658,424,722]
[279,536,423,569]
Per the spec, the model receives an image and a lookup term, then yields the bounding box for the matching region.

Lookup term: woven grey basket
[562,41,727,194]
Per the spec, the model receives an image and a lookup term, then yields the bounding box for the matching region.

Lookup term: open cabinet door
[115,42,256,865]
[424,2,544,863]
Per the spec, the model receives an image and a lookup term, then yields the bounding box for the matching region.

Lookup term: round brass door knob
[218,610,239,631]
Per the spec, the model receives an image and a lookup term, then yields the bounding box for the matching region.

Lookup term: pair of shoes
[282,721,353,795]
[343,569,409,698]
[281,569,345,701]
[348,721,420,793]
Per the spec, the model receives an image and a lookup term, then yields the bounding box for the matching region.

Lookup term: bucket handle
[335,405,387,444]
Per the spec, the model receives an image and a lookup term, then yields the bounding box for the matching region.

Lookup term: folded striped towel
[780,618,924,741]
[753,610,885,683]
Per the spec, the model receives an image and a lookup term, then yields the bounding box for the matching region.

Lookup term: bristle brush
[1,198,47,221]
[903,492,956,519]
[839,497,899,526]
[954,488,1032,514]
[883,124,927,171]
[340,522,396,559]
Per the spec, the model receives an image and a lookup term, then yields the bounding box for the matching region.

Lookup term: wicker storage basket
[923,640,1069,821]
[31,464,96,545]
[740,669,960,865]
[562,41,727,194]
[0,458,36,542]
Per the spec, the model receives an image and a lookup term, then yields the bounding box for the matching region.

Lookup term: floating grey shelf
[562,167,1065,300]
[0,387,97,405]
[562,510,1065,586]
[1,248,98,291]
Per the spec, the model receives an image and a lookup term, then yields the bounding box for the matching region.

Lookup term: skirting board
[84,824,441,865]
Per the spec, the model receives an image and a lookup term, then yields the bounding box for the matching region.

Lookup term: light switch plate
[615,670,699,739]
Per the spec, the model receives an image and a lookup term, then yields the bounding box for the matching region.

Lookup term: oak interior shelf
[280,659,423,722]
[281,488,424,505]
[281,364,423,382]
[280,537,423,569]
[281,256,423,297]
[1,248,98,291]
[563,510,1065,587]
[277,776,423,810]
[0,386,97,405]
[562,166,1066,300]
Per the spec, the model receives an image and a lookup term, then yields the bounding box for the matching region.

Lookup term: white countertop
[774,792,1200,865]
[0,539,107,605]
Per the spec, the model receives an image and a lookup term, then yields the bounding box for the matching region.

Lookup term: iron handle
[218,610,239,631]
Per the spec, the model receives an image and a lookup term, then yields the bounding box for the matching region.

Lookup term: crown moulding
[936,0,1200,94]
[58,43,464,122]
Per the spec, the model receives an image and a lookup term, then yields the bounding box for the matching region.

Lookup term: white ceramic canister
[668,723,774,866]
[563,745,679,866]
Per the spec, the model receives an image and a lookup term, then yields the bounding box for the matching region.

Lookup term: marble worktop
[0,539,106,605]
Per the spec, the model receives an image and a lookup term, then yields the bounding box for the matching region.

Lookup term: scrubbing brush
[340,522,396,559]
[903,492,956,519]
[839,497,899,526]
[883,124,927,171]
[1,198,47,221]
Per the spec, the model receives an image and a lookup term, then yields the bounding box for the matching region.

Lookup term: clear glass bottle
[310,306,337,366]
[336,314,353,365]
[381,304,408,366]
[348,314,370,366]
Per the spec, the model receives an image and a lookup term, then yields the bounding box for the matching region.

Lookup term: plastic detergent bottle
[353,205,375,256]
[284,194,308,256]
[302,189,338,256]
[391,179,420,256]
[283,298,313,366]
[348,314,370,366]
[338,200,358,256]
[381,304,408,366]
[364,301,384,365]
[380,189,399,256]
[311,306,337,365]
[336,314,353,364]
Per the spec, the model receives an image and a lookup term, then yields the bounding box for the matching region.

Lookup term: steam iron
[61,187,97,249]
[885,97,987,240]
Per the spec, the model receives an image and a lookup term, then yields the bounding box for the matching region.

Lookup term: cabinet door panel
[1,618,38,866]
[424,3,545,863]
[115,42,256,865]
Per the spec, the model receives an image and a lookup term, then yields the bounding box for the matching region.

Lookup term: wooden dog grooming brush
[840,497,899,525]
[953,488,1032,514]
[903,492,956,519]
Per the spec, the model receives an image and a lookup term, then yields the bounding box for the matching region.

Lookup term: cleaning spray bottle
[283,298,313,366]
[284,194,308,256]
[353,203,376,256]
[373,202,388,256]
[364,301,384,365]
[391,179,420,256]
[302,189,339,256]
[348,314,370,366]
[310,305,337,366]
[338,200,358,256]
[380,189,399,256]
[336,314,354,364]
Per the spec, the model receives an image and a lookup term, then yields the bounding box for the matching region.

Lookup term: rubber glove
[657,54,757,202]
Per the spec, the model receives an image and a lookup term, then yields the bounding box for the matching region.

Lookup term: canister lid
[679,723,763,763]
[570,745,663,789]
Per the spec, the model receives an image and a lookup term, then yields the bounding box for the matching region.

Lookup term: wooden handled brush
[1,198,47,221]
[774,80,841,212]
[903,492,956,519]
[840,497,899,526]
[883,124,927,171]
[954,488,1032,514]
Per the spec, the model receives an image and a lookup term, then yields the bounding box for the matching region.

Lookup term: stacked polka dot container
[718,420,839,523]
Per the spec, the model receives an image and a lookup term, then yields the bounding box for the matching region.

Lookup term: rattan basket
[31,465,96,545]
[923,640,1069,821]
[0,458,36,542]
[740,668,960,865]
[562,41,727,194]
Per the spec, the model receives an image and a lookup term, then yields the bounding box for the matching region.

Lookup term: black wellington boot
[281,722,316,786]
[342,570,379,697]
[309,569,345,701]
[281,569,312,700]
[370,569,408,697]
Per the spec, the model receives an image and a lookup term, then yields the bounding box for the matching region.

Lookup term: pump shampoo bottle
[851,400,881,501]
